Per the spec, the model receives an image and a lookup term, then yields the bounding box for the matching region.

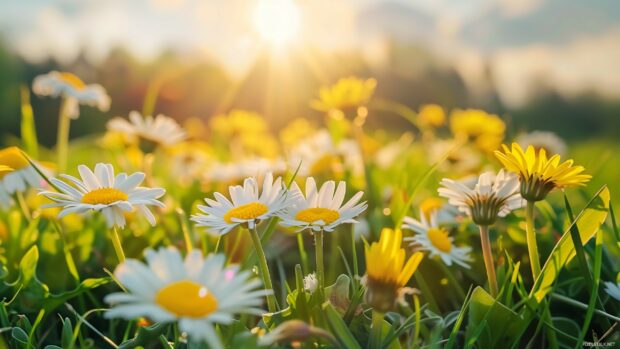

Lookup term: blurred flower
[604,281,620,301]
[418,104,446,127]
[303,273,318,294]
[32,71,110,119]
[374,133,413,169]
[494,143,590,202]
[429,140,481,174]
[258,320,337,347]
[438,170,523,226]
[107,111,187,151]
[287,130,340,177]
[183,117,208,140]
[403,210,472,268]
[0,147,44,204]
[280,177,366,232]
[105,247,268,348]
[517,131,567,158]
[279,118,317,147]
[450,109,505,153]
[40,163,165,228]
[419,197,459,225]
[192,173,292,235]
[364,228,423,312]
[210,110,279,158]
[167,141,213,184]
[204,158,286,184]
[311,77,377,114]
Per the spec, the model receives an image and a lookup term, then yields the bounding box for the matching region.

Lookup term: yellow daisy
[450,109,505,153]
[494,143,591,201]
[364,228,423,312]
[418,104,446,127]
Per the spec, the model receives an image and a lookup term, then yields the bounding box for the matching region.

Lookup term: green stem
[297,233,309,274]
[525,201,541,280]
[110,227,126,264]
[479,225,498,297]
[249,225,278,313]
[56,98,72,172]
[369,310,384,349]
[15,191,31,220]
[315,230,325,298]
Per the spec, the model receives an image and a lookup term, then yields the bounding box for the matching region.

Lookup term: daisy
[105,247,269,349]
[107,111,187,150]
[418,104,446,128]
[39,163,165,228]
[191,173,291,236]
[438,170,523,226]
[604,281,620,301]
[279,177,367,233]
[0,147,44,199]
[402,210,472,268]
[32,71,110,119]
[494,142,590,202]
[364,228,423,312]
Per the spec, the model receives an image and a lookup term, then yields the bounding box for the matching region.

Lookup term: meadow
[0,72,618,349]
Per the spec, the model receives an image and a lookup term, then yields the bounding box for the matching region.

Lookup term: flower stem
[249,225,278,313]
[525,200,541,280]
[14,191,31,220]
[369,310,384,349]
[478,225,498,297]
[56,98,72,172]
[315,230,325,298]
[110,227,126,264]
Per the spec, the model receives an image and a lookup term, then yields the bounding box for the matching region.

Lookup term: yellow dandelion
[450,109,505,153]
[364,228,423,312]
[494,143,591,202]
[311,77,377,114]
[418,104,446,127]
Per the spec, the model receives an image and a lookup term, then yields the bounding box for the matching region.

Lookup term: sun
[253,0,301,46]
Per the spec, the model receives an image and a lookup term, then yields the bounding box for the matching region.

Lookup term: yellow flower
[418,104,446,127]
[420,197,444,218]
[210,110,279,158]
[450,109,505,152]
[311,77,377,114]
[494,143,591,202]
[364,228,423,312]
[0,165,13,180]
[280,118,316,147]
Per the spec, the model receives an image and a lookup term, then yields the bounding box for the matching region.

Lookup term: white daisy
[107,111,187,148]
[32,71,110,119]
[604,281,620,301]
[191,173,292,235]
[39,163,165,228]
[0,147,44,201]
[517,131,567,157]
[403,210,472,268]
[438,170,523,226]
[105,247,269,349]
[279,177,367,232]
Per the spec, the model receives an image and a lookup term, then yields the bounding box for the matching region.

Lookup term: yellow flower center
[224,202,268,223]
[59,72,86,90]
[427,228,452,253]
[0,147,30,172]
[155,280,218,318]
[295,208,340,224]
[81,188,128,205]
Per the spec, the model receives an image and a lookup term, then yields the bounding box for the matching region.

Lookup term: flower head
[450,109,505,152]
[418,104,446,127]
[107,111,187,150]
[494,143,591,201]
[364,228,423,312]
[311,77,377,114]
[192,173,291,235]
[40,163,165,228]
[0,147,44,207]
[303,273,318,294]
[438,170,523,226]
[279,177,367,232]
[403,210,472,268]
[105,247,268,348]
[32,71,110,119]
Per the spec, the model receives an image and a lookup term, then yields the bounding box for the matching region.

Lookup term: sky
[1,0,619,107]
